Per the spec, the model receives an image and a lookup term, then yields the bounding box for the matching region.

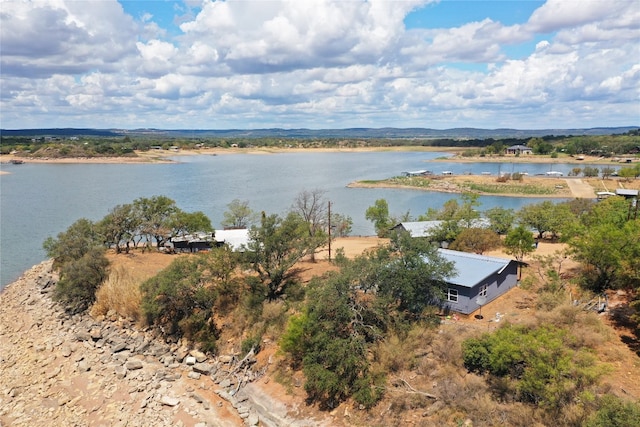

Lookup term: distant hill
[0,128,119,137]
[1,126,637,139]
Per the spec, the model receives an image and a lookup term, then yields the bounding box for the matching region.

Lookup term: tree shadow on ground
[608,303,640,357]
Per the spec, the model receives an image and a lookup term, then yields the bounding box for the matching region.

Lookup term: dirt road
[565,178,596,198]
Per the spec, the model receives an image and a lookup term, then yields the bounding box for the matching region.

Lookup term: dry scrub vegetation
[87,238,640,427]
[91,265,144,321]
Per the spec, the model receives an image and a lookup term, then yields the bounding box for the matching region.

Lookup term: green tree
[568,217,639,292]
[169,210,213,237]
[585,394,640,427]
[97,203,139,253]
[617,164,640,180]
[578,196,630,229]
[133,195,179,248]
[456,193,482,228]
[570,167,582,177]
[450,228,502,254]
[43,217,109,312]
[504,225,535,278]
[418,194,481,242]
[519,201,575,239]
[529,138,553,155]
[54,247,109,312]
[246,211,322,300]
[205,245,242,314]
[463,324,603,410]
[375,233,454,317]
[43,218,104,268]
[282,274,385,409]
[365,199,392,237]
[583,166,599,177]
[141,255,219,351]
[221,199,256,229]
[485,206,516,235]
[601,166,616,179]
[491,140,505,156]
[330,212,353,237]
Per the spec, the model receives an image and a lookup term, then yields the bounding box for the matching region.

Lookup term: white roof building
[214,229,250,251]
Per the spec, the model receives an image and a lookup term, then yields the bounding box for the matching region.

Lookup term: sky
[1,0,639,130]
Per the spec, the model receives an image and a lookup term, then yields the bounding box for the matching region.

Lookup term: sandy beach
[3,145,637,164]
[0,145,452,165]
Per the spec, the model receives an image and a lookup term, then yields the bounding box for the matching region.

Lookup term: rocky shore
[0,261,327,427]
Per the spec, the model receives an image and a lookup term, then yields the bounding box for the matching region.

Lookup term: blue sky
[405,0,545,28]
[1,0,638,130]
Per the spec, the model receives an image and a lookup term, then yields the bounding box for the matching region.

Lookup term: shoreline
[2,146,635,165]
[433,153,637,165]
[0,260,323,427]
[346,180,576,198]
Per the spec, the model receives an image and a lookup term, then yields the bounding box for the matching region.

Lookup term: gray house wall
[444,261,518,315]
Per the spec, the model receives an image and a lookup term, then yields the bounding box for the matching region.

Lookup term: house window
[478,284,487,298]
[447,288,458,303]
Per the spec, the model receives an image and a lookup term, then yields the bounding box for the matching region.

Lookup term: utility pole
[328,201,332,261]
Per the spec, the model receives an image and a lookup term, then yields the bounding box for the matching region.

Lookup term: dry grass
[91,265,143,321]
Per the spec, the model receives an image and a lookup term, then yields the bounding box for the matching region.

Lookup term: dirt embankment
[0,238,385,427]
[0,260,340,427]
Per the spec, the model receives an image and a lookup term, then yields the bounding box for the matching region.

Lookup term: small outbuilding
[435,249,518,315]
[615,189,639,199]
[168,232,214,253]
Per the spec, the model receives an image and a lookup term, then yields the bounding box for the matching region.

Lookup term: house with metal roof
[505,145,533,155]
[390,221,444,238]
[434,249,518,315]
[391,219,492,240]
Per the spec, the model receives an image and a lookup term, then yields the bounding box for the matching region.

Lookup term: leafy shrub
[54,247,110,312]
[43,218,104,269]
[583,166,599,177]
[241,334,262,356]
[303,334,377,409]
[282,277,385,409]
[141,256,219,351]
[43,218,110,312]
[463,324,605,409]
[585,394,640,427]
[279,313,308,368]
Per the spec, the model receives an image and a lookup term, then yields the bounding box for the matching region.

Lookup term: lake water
[0,152,581,289]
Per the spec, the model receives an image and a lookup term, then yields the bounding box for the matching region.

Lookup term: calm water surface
[0,152,580,288]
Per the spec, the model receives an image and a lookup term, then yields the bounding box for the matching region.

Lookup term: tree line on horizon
[2,130,639,157]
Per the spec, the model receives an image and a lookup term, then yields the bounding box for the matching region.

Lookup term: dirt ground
[444,152,639,165]
[109,237,640,409]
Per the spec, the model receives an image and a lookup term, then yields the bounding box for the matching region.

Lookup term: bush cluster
[463,324,605,409]
[43,219,109,312]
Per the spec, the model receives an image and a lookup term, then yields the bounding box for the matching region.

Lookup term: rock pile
[0,260,278,427]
